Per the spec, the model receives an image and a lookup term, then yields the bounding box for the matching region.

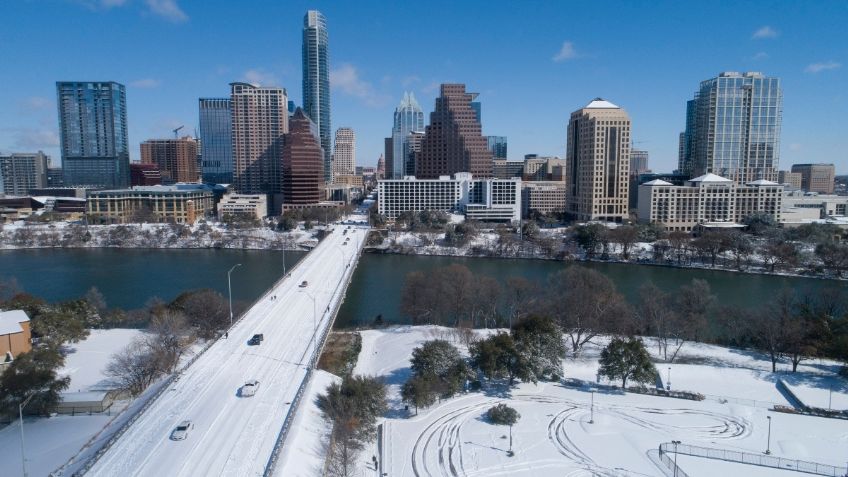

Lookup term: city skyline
[0,1,846,173]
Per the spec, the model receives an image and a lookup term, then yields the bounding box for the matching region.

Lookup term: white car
[170,420,193,441]
[241,380,260,397]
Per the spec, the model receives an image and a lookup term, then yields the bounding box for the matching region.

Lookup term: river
[0,249,839,327]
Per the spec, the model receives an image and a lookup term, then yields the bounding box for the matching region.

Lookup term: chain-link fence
[659,442,847,477]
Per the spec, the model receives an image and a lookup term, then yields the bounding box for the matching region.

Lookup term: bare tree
[503,276,538,328]
[673,279,715,355]
[667,231,690,265]
[636,282,677,361]
[105,338,163,396]
[609,225,640,260]
[147,310,194,373]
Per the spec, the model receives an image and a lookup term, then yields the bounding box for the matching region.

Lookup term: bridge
[80,218,369,476]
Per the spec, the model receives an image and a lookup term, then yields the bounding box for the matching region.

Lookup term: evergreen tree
[510,315,565,380]
[471,333,533,384]
[598,337,657,388]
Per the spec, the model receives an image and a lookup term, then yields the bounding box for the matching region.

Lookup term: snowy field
[355,326,848,477]
[61,328,143,392]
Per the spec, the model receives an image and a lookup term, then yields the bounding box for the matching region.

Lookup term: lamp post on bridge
[299,289,318,365]
[227,263,242,327]
[764,415,772,455]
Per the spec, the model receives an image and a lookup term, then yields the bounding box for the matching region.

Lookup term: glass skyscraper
[682,72,782,183]
[198,98,233,184]
[390,92,424,179]
[56,81,129,188]
[487,136,508,160]
[302,10,331,183]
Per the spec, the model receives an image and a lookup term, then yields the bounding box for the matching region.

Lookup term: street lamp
[19,391,42,477]
[227,263,242,326]
[667,367,671,391]
[764,415,772,455]
[589,390,595,424]
[299,289,318,364]
[671,440,681,477]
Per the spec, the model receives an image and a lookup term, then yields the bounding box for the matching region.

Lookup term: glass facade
[56,81,129,188]
[683,72,782,184]
[198,98,233,184]
[302,10,331,183]
[391,92,424,179]
[487,136,508,160]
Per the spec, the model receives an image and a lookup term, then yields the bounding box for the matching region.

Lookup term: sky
[1,0,846,173]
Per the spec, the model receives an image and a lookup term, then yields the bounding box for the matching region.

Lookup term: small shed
[56,390,115,415]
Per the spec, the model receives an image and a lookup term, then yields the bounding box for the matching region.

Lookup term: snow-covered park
[353,326,848,477]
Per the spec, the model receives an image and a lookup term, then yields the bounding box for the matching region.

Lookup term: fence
[657,445,691,477]
[658,442,847,477]
[262,228,366,476]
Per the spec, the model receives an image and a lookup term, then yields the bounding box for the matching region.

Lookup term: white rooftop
[642,179,673,186]
[584,98,619,109]
[747,179,780,186]
[0,309,30,335]
[689,173,733,183]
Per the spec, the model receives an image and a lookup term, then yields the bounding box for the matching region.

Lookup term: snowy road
[85,221,368,477]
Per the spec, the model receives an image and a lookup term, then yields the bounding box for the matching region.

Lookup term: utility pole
[19,392,40,477]
[764,416,772,455]
[667,366,671,391]
[589,390,594,424]
[227,263,242,326]
[672,440,681,477]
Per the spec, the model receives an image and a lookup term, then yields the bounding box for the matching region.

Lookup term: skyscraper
[56,81,129,188]
[682,72,782,184]
[390,92,424,179]
[406,131,425,176]
[677,99,696,176]
[302,10,332,183]
[282,108,325,205]
[332,127,355,176]
[140,137,199,184]
[566,98,631,222]
[630,149,649,176]
[487,136,508,160]
[229,82,288,197]
[416,84,493,179]
[199,98,233,184]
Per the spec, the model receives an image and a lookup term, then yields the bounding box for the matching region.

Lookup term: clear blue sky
[1,0,846,173]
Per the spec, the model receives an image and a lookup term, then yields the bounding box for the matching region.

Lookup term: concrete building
[378,173,520,223]
[523,155,565,182]
[217,193,268,220]
[87,184,215,224]
[493,159,524,179]
[566,98,631,222]
[416,84,493,179]
[282,108,325,205]
[198,98,233,184]
[57,81,129,188]
[229,82,288,199]
[781,191,848,220]
[681,72,782,184]
[778,170,802,190]
[630,149,649,176]
[140,137,199,184]
[389,92,425,179]
[332,174,364,188]
[637,173,783,232]
[0,151,49,195]
[303,10,332,183]
[332,127,355,176]
[791,163,836,194]
[522,181,566,217]
[0,310,31,361]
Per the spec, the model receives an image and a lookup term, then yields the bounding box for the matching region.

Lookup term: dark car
[248,333,264,345]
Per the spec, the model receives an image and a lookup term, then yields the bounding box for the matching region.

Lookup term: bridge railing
[658,442,847,477]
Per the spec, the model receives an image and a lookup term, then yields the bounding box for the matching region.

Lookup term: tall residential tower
[198,98,233,184]
[302,10,332,183]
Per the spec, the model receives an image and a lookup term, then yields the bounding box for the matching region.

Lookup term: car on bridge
[248,333,264,345]
[170,420,194,441]
[241,380,260,397]
[299,280,308,288]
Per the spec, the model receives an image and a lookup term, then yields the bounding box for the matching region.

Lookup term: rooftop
[689,173,733,183]
[0,309,30,335]
[641,179,673,186]
[584,98,619,109]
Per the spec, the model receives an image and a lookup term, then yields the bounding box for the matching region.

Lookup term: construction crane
[173,125,184,138]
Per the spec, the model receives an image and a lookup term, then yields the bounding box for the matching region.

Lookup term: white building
[332,127,355,177]
[522,181,566,216]
[637,173,783,232]
[780,191,848,227]
[378,173,521,223]
[217,193,268,220]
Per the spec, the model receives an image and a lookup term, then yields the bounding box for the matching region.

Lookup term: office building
[493,159,524,179]
[140,137,199,184]
[677,100,696,176]
[630,149,649,176]
[229,82,288,196]
[416,84,493,179]
[87,184,215,224]
[522,182,567,217]
[681,72,782,183]
[332,127,355,176]
[376,154,385,179]
[57,81,129,188]
[198,98,233,184]
[217,193,268,220]
[47,167,64,187]
[487,136,508,160]
[566,98,631,222]
[130,163,162,186]
[378,173,520,223]
[303,10,332,183]
[791,163,835,194]
[637,173,783,232]
[282,108,324,205]
[389,92,425,179]
[0,151,49,195]
[406,131,424,176]
[782,190,848,222]
[778,170,802,190]
[523,155,565,182]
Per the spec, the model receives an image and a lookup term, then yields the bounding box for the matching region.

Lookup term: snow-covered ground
[355,326,848,477]
[60,328,143,392]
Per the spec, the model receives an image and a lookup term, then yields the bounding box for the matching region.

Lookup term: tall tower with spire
[389,92,424,179]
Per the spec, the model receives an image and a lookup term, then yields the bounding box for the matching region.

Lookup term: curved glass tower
[391,92,424,179]
[302,10,331,183]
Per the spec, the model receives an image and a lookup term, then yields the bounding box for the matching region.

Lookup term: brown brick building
[130,162,162,186]
[1,310,32,361]
[140,137,199,184]
[282,108,325,205]
[415,84,493,179]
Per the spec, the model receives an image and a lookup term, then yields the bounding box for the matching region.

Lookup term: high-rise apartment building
[56,81,129,188]
[630,149,649,176]
[416,84,493,179]
[487,136,508,160]
[282,108,324,205]
[677,100,696,176]
[332,127,355,176]
[0,151,49,195]
[387,92,424,179]
[198,98,233,184]
[566,98,631,222]
[791,163,836,194]
[140,137,199,184]
[302,10,332,183]
[229,82,288,196]
[681,72,782,184]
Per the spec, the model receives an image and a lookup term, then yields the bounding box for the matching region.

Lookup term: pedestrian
[224,332,228,339]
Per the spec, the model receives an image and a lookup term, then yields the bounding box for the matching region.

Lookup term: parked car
[241,380,260,397]
[170,420,194,440]
[248,333,264,345]
[299,280,308,288]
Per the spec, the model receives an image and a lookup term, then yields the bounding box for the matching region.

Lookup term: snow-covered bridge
[81,218,369,477]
